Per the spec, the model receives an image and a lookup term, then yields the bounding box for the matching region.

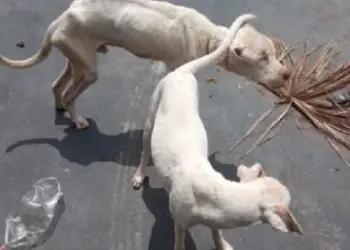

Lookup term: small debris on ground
[256,87,266,96]
[209,94,213,98]
[15,41,25,48]
[97,44,108,53]
[206,77,217,84]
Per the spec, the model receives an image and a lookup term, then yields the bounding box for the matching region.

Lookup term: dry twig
[231,38,350,165]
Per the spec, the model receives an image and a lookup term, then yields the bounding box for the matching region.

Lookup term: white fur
[0,0,290,129]
[133,14,302,250]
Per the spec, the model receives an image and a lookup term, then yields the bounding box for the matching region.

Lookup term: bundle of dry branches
[230,38,350,166]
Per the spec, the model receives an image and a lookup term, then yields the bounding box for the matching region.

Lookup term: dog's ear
[237,164,247,174]
[237,163,264,182]
[251,163,265,177]
[263,205,303,235]
[237,164,249,181]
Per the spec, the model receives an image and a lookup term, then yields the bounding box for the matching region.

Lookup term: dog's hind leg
[61,44,108,109]
[174,223,186,250]
[63,65,97,130]
[131,113,153,189]
[52,60,72,112]
[211,229,234,250]
[54,37,98,130]
[132,81,163,190]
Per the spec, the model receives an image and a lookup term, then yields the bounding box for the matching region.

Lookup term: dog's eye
[260,51,269,62]
[234,47,243,57]
[279,60,284,65]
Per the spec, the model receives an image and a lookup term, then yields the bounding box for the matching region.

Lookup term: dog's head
[224,24,290,86]
[259,176,303,235]
[241,163,303,235]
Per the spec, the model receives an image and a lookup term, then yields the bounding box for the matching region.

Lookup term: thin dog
[135,13,302,250]
[0,0,290,129]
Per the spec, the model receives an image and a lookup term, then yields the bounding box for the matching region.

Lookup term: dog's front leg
[132,81,163,190]
[211,229,234,250]
[174,223,186,250]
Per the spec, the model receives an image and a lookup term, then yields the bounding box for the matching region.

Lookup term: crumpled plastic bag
[328,88,350,106]
[2,177,65,250]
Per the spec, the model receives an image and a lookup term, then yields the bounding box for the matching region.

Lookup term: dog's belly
[73,0,201,62]
[189,207,259,229]
[194,217,257,229]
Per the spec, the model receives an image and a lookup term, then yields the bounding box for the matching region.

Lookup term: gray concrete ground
[1,0,350,249]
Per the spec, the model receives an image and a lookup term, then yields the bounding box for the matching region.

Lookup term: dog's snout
[282,70,291,81]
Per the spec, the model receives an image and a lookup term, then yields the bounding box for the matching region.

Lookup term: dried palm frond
[230,38,350,166]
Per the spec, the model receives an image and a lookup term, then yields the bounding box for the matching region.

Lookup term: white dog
[0,0,290,129]
[133,13,302,250]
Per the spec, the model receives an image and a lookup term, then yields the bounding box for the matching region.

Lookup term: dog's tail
[176,13,256,74]
[0,29,53,68]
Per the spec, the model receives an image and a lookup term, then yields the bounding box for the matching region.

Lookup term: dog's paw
[131,172,146,190]
[72,116,90,130]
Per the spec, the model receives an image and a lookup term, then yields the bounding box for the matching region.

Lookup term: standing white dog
[0,0,290,129]
[134,13,302,250]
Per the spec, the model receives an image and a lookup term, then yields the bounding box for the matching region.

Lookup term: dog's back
[150,14,255,181]
[150,72,207,180]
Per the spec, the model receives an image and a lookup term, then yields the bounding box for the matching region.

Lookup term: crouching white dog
[0,0,290,129]
[133,13,302,250]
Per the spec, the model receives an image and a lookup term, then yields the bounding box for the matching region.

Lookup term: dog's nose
[282,70,291,81]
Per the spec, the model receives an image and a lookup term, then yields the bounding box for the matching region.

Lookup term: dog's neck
[191,160,264,229]
[207,25,242,71]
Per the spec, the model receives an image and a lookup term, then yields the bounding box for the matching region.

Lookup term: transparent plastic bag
[328,88,350,106]
[2,177,65,250]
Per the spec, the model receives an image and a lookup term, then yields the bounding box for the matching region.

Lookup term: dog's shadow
[6,119,239,249]
[208,151,239,182]
[6,117,143,167]
[142,152,238,250]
